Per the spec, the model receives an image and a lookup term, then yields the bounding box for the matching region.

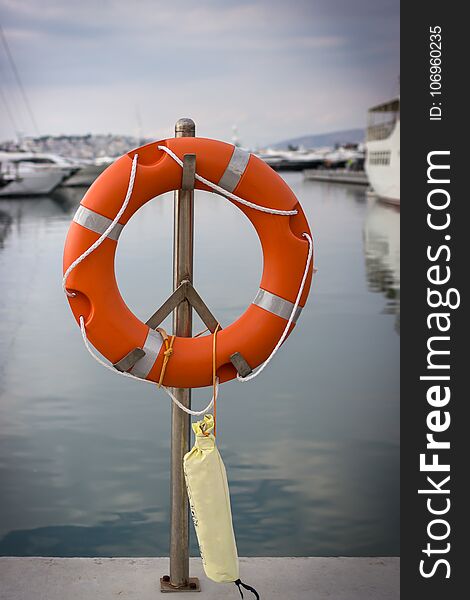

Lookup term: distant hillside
[272,128,364,149]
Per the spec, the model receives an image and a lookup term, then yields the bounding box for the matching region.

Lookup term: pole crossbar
[146,280,220,333]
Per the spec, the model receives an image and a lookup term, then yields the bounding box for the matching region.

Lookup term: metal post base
[160,576,201,593]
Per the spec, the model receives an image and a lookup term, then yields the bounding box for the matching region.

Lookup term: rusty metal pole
[168,118,197,591]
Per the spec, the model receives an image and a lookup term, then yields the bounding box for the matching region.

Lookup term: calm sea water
[0,173,399,557]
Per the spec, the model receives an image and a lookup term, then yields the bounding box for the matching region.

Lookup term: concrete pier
[0,557,399,599]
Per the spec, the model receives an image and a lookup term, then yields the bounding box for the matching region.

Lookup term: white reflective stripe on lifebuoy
[129,328,163,379]
[253,289,303,323]
[73,205,124,241]
[218,147,250,193]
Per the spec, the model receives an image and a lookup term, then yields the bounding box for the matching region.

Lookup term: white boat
[0,152,76,197]
[62,157,112,187]
[256,147,327,171]
[365,98,400,205]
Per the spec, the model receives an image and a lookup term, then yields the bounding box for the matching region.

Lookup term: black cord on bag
[234,578,260,599]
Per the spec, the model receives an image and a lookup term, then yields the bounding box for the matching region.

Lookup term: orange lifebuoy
[63,137,313,388]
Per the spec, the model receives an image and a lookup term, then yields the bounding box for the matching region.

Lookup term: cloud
[0,0,399,144]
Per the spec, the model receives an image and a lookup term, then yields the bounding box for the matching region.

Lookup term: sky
[0,0,399,146]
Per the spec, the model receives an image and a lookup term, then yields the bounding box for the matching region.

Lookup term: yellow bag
[184,415,259,598]
[184,414,238,582]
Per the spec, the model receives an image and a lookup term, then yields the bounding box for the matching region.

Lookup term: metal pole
[169,118,195,589]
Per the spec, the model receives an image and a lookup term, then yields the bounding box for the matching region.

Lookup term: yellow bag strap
[212,323,221,437]
[156,323,220,437]
[156,327,175,388]
[156,324,221,431]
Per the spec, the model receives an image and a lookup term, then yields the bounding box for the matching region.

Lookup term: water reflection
[51,186,87,212]
[0,176,399,557]
[0,434,398,557]
[363,199,400,331]
[0,209,12,247]
[345,184,368,205]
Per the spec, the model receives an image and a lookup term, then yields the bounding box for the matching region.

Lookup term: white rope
[62,153,139,297]
[237,232,313,382]
[79,316,217,416]
[64,146,311,411]
[157,146,314,383]
[157,145,298,216]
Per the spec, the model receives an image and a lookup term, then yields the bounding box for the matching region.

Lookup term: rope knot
[156,329,175,388]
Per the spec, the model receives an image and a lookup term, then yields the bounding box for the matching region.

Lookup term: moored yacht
[0,151,76,197]
[256,147,327,171]
[365,98,400,205]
